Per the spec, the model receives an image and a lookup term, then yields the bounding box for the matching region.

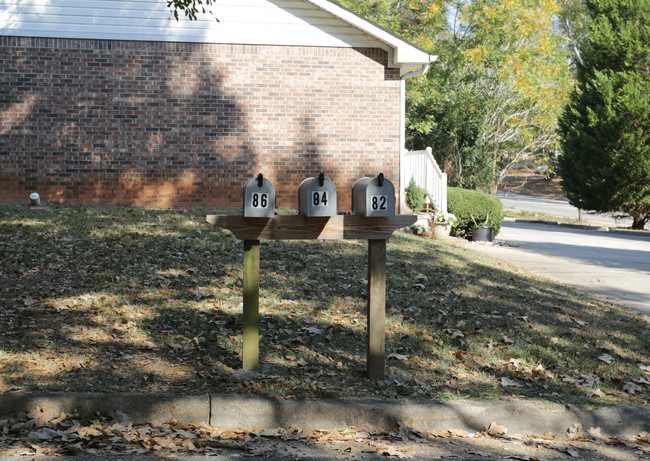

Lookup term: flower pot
[472,226,493,242]
[429,222,451,239]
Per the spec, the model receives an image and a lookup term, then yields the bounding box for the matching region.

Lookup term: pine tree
[558,0,650,229]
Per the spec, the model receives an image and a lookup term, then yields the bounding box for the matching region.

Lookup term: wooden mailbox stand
[205,214,416,379]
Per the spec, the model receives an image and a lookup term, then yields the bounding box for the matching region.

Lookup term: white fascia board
[303,0,434,71]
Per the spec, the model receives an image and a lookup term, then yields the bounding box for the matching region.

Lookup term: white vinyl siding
[0,0,386,49]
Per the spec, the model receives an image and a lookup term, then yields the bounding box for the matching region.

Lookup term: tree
[558,0,650,229]
[167,0,217,20]
[407,0,572,192]
[557,0,590,65]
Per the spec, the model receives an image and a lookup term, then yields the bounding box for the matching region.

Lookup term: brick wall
[0,37,401,210]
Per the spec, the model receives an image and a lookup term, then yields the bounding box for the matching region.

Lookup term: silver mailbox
[243,174,275,218]
[298,173,337,217]
[351,173,396,217]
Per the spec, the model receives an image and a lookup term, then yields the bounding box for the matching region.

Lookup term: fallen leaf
[639,364,650,373]
[635,432,649,443]
[562,375,580,384]
[587,427,603,439]
[388,353,409,361]
[27,407,62,425]
[563,448,580,458]
[587,388,606,398]
[579,374,600,387]
[532,364,545,376]
[598,354,613,364]
[486,421,508,437]
[567,423,583,437]
[623,382,642,395]
[501,377,524,388]
[302,326,322,335]
[27,428,59,441]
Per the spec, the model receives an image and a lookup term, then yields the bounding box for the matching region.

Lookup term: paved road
[497,191,649,229]
[471,221,650,316]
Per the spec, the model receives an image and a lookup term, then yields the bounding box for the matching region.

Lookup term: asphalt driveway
[497,191,650,229]
[470,221,650,316]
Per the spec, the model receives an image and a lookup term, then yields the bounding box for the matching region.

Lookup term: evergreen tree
[558,0,650,229]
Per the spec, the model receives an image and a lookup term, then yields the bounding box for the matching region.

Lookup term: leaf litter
[1,409,648,459]
[0,205,648,406]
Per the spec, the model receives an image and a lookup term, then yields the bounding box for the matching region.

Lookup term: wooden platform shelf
[206,214,416,379]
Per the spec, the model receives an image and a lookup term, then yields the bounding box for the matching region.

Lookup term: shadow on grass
[0,205,648,407]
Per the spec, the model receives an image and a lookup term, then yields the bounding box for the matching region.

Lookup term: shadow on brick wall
[0,42,255,208]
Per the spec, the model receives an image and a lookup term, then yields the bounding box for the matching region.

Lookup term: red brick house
[0,0,433,211]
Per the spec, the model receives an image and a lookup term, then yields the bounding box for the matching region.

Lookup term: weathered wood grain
[205,215,416,240]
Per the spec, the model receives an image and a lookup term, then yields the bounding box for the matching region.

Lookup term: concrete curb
[0,394,648,437]
[503,217,650,238]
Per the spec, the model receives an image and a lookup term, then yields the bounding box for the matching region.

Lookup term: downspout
[399,63,433,214]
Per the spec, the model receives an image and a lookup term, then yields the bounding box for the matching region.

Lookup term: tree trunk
[491,127,499,194]
[631,214,648,230]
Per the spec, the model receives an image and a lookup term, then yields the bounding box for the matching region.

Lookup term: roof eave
[303,0,434,71]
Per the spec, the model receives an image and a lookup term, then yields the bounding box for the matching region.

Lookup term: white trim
[303,0,434,70]
[0,0,434,70]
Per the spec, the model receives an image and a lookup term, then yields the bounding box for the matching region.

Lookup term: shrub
[405,177,425,213]
[447,187,504,239]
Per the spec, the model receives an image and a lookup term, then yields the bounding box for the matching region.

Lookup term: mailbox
[243,174,276,218]
[351,173,396,217]
[298,173,338,217]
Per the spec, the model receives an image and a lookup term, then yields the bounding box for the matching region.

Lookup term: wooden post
[243,240,260,370]
[367,239,387,379]
[207,215,417,378]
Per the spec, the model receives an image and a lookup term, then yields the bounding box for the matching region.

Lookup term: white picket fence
[403,147,447,213]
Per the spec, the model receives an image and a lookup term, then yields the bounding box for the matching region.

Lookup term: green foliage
[167,0,218,21]
[447,187,504,239]
[405,177,426,213]
[407,0,573,192]
[558,0,650,229]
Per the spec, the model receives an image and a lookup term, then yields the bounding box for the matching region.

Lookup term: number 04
[312,191,328,207]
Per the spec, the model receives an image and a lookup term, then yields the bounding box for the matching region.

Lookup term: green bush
[405,177,425,213]
[447,187,504,239]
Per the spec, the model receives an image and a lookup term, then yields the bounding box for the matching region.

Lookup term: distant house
[0,0,433,210]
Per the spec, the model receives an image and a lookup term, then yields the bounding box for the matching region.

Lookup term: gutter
[399,59,436,214]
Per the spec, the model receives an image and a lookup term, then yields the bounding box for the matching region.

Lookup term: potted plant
[410,223,432,238]
[471,213,493,242]
[429,211,458,239]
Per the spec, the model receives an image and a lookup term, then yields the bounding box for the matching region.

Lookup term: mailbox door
[352,176,395,217]
[364,178,395,217]
[243,177,275,218]
[299,177,337,217]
